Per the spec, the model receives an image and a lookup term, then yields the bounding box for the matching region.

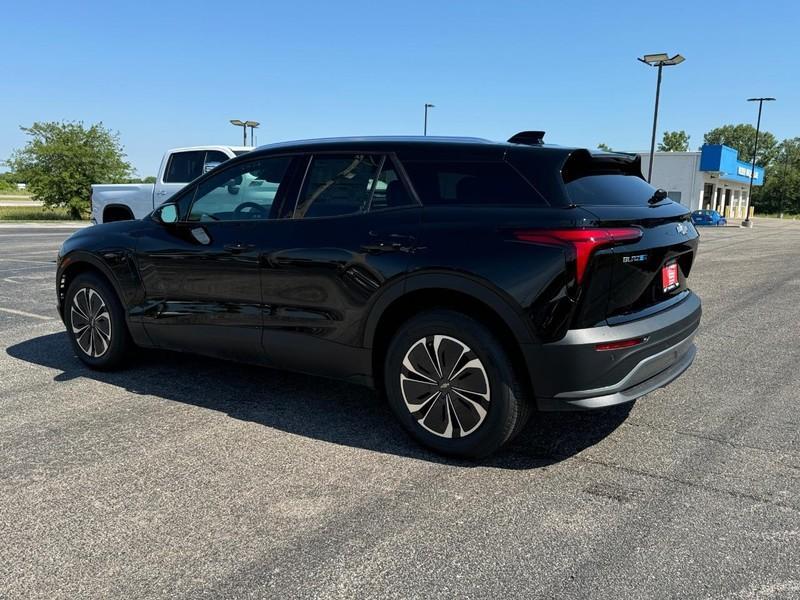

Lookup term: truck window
[205,151,230,165]
[164,151,206,183]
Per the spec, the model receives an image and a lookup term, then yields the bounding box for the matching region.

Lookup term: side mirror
[154,203,178,224]
[204,161,222,174]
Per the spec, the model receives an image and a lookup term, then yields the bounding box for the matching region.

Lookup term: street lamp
[638,53,685,182]
[248,121,260,147]
[423,103,435,136]
[229,119,260,146]
[742,97,776,227]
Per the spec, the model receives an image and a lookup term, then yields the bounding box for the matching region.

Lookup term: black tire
[384,309,530,458]
[64,272,132,370]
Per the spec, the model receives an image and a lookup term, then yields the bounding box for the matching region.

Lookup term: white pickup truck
[91,145,251,224]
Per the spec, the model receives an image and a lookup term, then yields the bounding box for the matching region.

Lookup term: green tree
[703,124,779,167]
[658,130,690,152]
[756,138,800,215]
[5,121,132,218]
[0,171,21,192]
[597,143,613,151]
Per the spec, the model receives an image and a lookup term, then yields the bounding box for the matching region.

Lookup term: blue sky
[1,0,798,176]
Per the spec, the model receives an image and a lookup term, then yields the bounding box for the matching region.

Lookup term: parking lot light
[230,119,259,146]
[638,53,685,182]
[742,97,776,227]
[424,103,435,136]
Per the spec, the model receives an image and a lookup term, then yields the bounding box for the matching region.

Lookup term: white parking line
[0,307,53,320]
[0,264,54,274]
[0,258,54,265]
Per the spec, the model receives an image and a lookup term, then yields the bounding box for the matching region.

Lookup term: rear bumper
[528,291,701,411]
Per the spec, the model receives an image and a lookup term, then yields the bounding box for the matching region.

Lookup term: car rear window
[565,174,657,206]
[401,160,546,206]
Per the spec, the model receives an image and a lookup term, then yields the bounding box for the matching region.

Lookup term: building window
[703,183,714,208]
[667,191,682,204]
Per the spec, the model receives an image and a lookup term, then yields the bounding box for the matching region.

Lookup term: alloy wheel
[399,335,490,438]
[70,287,112,358]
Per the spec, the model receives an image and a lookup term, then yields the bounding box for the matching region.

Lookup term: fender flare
[363,271,536,349]
[58,250,127,312]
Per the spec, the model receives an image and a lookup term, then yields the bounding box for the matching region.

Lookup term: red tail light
[513,227,642,284]
[595,337,647,351]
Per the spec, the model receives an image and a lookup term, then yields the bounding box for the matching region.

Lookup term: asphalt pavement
[1,220,798,599]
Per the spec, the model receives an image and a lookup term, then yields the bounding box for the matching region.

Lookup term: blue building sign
[699,144,764,186]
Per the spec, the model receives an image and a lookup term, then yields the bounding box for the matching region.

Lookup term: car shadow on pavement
[7,332,633,470]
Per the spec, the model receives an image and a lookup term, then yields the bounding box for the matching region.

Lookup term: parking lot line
[0,307,53,320]
[0,258,54,265]
[0,264,55,274]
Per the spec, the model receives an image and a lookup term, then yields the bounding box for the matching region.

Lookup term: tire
[65,272,132,370]
[384,309,530,458]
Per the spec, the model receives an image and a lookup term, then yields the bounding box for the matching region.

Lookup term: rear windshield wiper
[648,188,668,205]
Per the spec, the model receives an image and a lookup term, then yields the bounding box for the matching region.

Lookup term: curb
[0,221,90,229]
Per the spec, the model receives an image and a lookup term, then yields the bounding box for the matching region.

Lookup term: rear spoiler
[561,149,644,184]
[508,131,546,145]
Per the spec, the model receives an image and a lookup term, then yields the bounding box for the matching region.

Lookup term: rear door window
[400,160,545,206]
[294,154,382,219]
[368,156,415,211]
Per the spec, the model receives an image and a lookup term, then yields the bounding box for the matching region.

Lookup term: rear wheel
[384,310,530,458]
[65,272,132,370]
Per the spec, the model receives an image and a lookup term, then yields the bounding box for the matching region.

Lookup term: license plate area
[662,261,679,293]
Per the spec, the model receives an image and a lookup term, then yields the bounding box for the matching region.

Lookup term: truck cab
[91,145,251,224]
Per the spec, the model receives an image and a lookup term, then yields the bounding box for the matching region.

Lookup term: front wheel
[65,272,132,370]
[384,310,530,458]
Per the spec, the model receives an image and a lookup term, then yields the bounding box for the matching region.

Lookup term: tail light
[595,336,648,351]
[513,227,642,284]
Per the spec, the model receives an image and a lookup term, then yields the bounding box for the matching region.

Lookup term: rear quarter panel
[408,205,595,343]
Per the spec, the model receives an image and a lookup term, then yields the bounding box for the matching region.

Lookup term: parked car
[691,209,727,226]
[91,146,251,224]
[57,133,701,458]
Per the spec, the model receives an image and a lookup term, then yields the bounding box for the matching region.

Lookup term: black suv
[57,133,701,457]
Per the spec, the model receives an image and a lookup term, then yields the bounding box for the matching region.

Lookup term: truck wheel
[65,272,132,370]
[384,310,529,458]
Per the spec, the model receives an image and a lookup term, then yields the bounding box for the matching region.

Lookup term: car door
[154,149,231,205]
[135,154,301,363]
[260,153,422,380]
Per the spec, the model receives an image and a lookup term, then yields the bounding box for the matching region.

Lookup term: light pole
[638,53,685,183]
[229,119,260,146]
[743,97,776,226]
[780,140,792,217]
[248,121,260,147]
[423,103,435,136]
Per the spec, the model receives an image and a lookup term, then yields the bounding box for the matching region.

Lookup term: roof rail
[508,131,546,145]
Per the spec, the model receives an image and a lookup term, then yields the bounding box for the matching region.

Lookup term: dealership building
[637,144,763,218]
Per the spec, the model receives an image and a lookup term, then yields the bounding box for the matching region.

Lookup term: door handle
[156,190,168,196]
[224,242,255,253]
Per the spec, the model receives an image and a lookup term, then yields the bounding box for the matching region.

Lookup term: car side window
[188,157,291,222]
[164,151,206,183]
[368,157,415,211]
[401,160,546,206]
[294,154,382,219]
